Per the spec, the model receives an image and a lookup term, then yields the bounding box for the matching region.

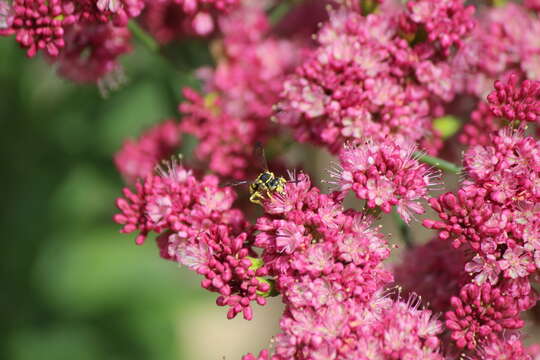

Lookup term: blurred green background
[0,37,281,360]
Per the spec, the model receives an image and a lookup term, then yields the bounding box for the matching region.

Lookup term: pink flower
[446,283,524,350]
[53,22,132,85]
[499,246,533,279]
[275,3,472,155]
[172,232,212,272]
[73,0,145,26]
[178,3,302,179]
[465,254,501,286]
[168,224,269,320]
[8,0,76,57]
[487,73,540,124]
[114,157,272,320]
[269,293,443,359]
[405,0,475,57]
[0,1,14,33]
[476,333,534,360]
[454,3,540,98]
[427,129,540,249]
[141,0,192,44]
[332,138,438,222]
[285,277,337,309]
[274,221,308,255]
[114,120,182,184]
[113,158,245,245]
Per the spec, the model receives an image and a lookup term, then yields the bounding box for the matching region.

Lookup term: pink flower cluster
[166,224,271,320]
[0,0,142,83]
[141,0,240,41]
[2,0,143,54]
[461,73,540,146]
[113,2,306,182]
[424,127,540,350]
[487,73,540,124]
[178,3,302,179]
[477,334,540,360]
[454,2,540,98]
[114,158,245,245]
[242,173,443,359]
[114,119,182,183]
[0,0,241,84]
[246,294,444,360]
[275,0,475,154]
[114,159,272,319]
[330,137,438,222]
[404,0,475,57]
[101,1,540,358]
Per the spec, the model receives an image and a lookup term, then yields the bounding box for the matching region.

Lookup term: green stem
[393,211,413,249]
[414,152,462,174]
[128,21,159,53]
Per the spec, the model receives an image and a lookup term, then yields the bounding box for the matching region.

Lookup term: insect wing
[253,142,269,171]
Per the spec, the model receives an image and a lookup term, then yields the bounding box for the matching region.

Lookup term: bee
[223,143,288,205]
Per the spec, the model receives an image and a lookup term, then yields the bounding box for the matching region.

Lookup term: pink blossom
[425,127,540,350]
[267,293,443,359]
[73,0,145,26]
[332,138,438,222]
[168,224,269,320]
[405,0,475,57]
[7,0,76,57]
[454,3,540,98]
[475,333,534,360]
[178,3,302,179]
[274,221,308,255]
[53,22,132,85]
[0,1,14,33]
[114,120,182,184]
[253,173,393,301]
[140,0,193,44]
[487,73,540,124]
[275,3,472,155]
[427,129,540,250]
[285,277,337,309]
[498,246,534,279]
[446,283,524,350]
[465,254,500,286]
[113,158,245,245]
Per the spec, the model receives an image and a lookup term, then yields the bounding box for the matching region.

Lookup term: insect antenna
[219,180,249,188]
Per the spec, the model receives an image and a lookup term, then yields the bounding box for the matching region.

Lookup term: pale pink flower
[499,246,533,279]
